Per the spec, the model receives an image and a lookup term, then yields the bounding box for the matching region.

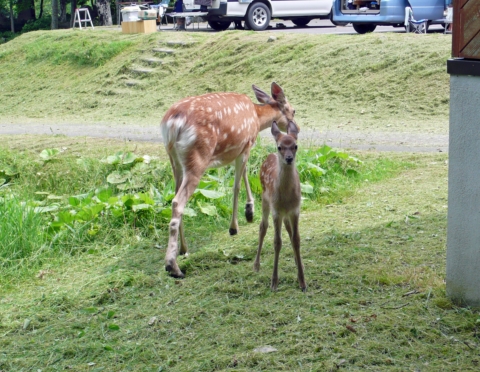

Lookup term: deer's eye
[277,146,282,151]
[294,145,298,150]
[293,110,296,115]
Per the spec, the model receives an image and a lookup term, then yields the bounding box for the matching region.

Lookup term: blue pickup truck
[332,0,447,34]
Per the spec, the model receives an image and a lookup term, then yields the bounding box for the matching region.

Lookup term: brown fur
[161,83,298,278]
[254,121,306,291]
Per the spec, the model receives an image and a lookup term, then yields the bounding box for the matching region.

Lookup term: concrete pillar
[446,59,480,307]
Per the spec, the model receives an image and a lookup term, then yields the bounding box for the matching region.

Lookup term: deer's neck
[274,155,300,204]
[276,156,298,186]
[254,103,281,132]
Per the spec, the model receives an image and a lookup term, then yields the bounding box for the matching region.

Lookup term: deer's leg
[165,170,202,278]
[254,196,270,272]
[243,166,254,223]
[271,214,283,291]
[229,154,249,235]
[179,222,188,256]
[284,219,297,267]
[288,214,306,291]
[170,154,188,256]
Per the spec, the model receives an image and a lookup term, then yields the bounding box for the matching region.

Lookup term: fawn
[254,120,306,291]
[161,83,298,278]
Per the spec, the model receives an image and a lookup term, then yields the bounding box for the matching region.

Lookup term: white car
[183,0,334,31]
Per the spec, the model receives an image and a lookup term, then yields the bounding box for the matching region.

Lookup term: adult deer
[254,120,305,291]
[161,82,297,278]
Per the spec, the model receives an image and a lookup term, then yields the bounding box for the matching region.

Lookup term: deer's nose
[285,156,294,164]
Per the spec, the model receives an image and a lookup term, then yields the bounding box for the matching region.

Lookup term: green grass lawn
[0,135,478,371]
[1,29,477,372]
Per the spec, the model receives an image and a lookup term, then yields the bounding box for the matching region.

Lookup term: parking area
[155,17,446,34]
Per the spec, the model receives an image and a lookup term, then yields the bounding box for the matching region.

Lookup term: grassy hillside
[0,29,451,133]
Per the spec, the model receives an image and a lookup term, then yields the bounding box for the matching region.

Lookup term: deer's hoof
[229,228,238,236]
[165,264,185,279]
[245,204,254,223]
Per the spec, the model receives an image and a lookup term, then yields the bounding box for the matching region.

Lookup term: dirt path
[0,123,448,153]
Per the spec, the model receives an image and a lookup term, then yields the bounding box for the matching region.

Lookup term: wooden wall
[452,0,480,59]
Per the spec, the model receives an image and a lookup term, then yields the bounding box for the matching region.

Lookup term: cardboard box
[121,20,157,34]
[138,9,157,20]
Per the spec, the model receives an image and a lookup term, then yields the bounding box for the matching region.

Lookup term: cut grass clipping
[0,30,451,134]
[1,137,479,371]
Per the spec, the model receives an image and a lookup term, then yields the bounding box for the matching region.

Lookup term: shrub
[21,16,52,33]
[0,31,17,43]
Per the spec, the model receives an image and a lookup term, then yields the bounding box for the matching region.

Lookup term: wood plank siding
[452,0,480,59]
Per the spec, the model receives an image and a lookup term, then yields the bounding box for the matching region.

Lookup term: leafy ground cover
[0,29,451,134]
[1,135,478,371]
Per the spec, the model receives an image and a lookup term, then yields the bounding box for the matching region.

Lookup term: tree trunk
[70,0,77,27]
[9,0,15,33]
[51,0,59,29]
[60,0,67,23]
[96,0,112,26]
[39,0,44,18]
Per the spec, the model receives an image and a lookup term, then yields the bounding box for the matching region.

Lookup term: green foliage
[21,16,52,33]
[0,31,17,44]
[0,142,409,282]
[0,196,48,268]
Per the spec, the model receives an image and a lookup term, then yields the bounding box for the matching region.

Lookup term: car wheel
[352,23,377,34]
[208,20,232,31]
[245,2,271,31]
[329,11,348,27]
[292,18,311,27]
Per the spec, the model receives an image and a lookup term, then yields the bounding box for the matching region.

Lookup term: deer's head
[272,121,298,165]
[252,82,299,133]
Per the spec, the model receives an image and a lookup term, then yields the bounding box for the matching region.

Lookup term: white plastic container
[121,6,141,22]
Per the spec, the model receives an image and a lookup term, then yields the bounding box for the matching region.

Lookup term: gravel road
[0,123,448,152]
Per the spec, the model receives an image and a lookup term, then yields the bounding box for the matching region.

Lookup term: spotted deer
[254,120,305,291]
[161,82,297,278]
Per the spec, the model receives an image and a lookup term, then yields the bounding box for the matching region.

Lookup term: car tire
[352,23,377,34]
[329,11,348,27]
[245,2,271,31]
[208,20,232,31]
[292,18,311,27]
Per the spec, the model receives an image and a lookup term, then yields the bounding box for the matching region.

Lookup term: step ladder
[73,8,94,29]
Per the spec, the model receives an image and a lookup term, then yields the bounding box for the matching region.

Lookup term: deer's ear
[271,121,282,141]
[287,121,299,140]
[252,85,272,104]
[271,82,286,104]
